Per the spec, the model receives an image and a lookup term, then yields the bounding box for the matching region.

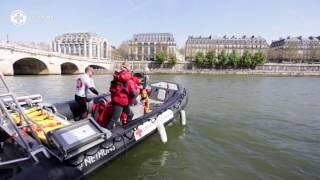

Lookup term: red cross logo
[76,78,83,88]
[135,128,142,138]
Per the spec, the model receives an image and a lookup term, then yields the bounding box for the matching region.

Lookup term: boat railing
[0,73,50,166]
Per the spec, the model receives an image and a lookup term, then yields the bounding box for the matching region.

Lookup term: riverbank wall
[94,61,320,76]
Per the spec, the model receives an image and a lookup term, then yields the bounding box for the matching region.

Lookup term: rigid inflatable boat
[0,74,188,180]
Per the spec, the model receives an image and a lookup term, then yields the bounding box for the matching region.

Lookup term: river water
[3,75,320,180]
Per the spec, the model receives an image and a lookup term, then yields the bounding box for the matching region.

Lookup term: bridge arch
[87,65,108,74]
[13,58,49,75]
[61,62,79,74]
[88,65,107,70]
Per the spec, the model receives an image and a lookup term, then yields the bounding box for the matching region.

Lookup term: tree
[228,49,240,68]
[156,49,167,64]
[253,51,266,65]
[315,48,320,62]
[217,49,228,68]
[267,48,276,62]
[168,54,177,66]
[206,50,216,68]
[195,52,206,68]
[178,47,185,55]
[286,43,299,63]
[251,51,265,69]
[118,41,130,60]
[240,50,252,68]
[310,46,320,63]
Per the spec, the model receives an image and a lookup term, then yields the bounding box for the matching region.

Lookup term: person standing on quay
[75,66,99,119]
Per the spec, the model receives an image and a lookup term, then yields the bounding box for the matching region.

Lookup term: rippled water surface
[4,75,320,180]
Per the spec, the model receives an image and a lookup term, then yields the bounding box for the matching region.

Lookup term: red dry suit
[93,100,128,128]
[129,76,142,105]
[109,70,137,106]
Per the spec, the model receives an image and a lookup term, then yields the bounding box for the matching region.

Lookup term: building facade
[53,32,112,60]
[128,33,176,61]
[269,36,320,63]
[185,35,268,60]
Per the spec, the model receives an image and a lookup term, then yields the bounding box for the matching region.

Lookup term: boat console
[149,82,179,106]
[47,117,111,161]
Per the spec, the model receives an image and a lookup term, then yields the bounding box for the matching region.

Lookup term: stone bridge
[0,42,113,75]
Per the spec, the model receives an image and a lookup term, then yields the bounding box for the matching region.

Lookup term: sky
[0,0,319,47]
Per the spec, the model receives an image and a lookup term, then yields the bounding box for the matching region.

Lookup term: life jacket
[92,98,113,128]
[92,97,129,128]
[114,70,132,82]
[132,76,142,93]
[141,89,152,113]
[109,70,132,106]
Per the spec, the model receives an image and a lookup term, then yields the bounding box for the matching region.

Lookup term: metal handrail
[0,73,49,165]
[0,157,31,166]
[0,42,112,63]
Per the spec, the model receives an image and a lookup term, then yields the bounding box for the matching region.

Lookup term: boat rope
[67,154,85,167]
[68,139,116,167]
[85,146,100,156]
[123,130,135,140]
[113,132,128,154]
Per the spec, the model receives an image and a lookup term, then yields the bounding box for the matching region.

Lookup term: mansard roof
[131,33,175,42]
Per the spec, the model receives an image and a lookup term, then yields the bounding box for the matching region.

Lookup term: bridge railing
[0,42,112,63]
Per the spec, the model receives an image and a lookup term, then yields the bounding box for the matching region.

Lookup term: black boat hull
[10,82,188,180]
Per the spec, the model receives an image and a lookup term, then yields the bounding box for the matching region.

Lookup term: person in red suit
[108,62,138,129]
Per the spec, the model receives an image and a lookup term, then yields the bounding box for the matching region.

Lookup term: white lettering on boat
[77,145,116,171]
[134,110,174,141]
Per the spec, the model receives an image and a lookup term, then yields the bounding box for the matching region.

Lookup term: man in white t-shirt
[75,66,99,119]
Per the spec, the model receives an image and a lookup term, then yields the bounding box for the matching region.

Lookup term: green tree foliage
[252,51,266,67]
[228,49,240,68]
[206,50,216,68]
[195,52,206,68]
[156,49,167,64]
[193,49,266,69]
[248,51,266,69]
[240,50,252,68]
[217,49,228,68]
[168,54,177,66]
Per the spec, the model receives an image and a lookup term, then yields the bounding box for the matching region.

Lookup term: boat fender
[180,110,186,126]
[157,122,167,144]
